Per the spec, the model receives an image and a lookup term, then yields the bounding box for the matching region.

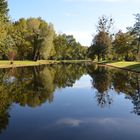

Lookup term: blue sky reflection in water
[0,64,140,140]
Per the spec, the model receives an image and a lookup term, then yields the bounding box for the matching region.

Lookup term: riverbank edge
[98,61,140,73]
[1,60,139,73]
[0,60,91,69]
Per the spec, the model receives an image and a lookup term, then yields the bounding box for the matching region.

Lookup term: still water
[0,63,140,140]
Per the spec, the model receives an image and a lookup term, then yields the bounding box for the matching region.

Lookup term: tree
[0,21,18,60]
[113,30,134,61]
[97,15,113,33]
[0,16,7,59]
[5,35,17,63]
[53,34,87,60]
[0,0,9,18]
[53,34,67,60]
[26,18,55,61]
[128,14,140,61]
[40,23,55,60]
[26,18,43,61]
[13,18,31,60]
[0,0,11,60]
[89,16,113,61]
[89,31,112,61]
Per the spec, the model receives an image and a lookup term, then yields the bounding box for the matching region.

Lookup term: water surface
[0,64,140,140]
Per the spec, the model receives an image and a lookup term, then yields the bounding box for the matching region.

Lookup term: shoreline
[0,60,90,69]
[98,61,140,73]
[0,60,140,73]
[0,60,59,69]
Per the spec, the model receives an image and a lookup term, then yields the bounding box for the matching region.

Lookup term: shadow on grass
[124,64,140,72]
[97,61,140,73]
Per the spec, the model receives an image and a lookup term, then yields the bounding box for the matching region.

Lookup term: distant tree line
[88,14,140,61]
[1,0,140,62]
[0,0,87,61]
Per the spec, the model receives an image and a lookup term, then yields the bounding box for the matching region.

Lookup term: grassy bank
[59,60,91,63]
[0,60,60,69]
[0,60,90,69]
[2,60,139,72]
[99,61,140,72]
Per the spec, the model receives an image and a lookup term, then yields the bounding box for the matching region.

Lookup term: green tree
[53,34,67,60]
[113,30,134,61]
[89,31,112,61]
[53,34,86,60]
[129,14,140,61]
[13,18,31,60]
[88,16,113,61]
[0,0,12,60]
[26,18,55,61]
[0,0,9,18]
[0,17,7,59]
[41,23,55,60]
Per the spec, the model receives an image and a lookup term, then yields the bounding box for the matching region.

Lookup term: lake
[0,63,140,140]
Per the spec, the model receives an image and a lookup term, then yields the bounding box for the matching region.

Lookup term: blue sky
[8,0,140,46]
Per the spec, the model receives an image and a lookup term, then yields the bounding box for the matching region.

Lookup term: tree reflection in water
[88,65,113,108]
[0,64,87,133]
[87,64,140,115]
[0,63,140,133]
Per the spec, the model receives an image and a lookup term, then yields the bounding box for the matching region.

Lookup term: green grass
[101,61,140,72]
[0,60,90,69]
[60,60,91,63]
[1,60,139,72]
[0,60,59,68]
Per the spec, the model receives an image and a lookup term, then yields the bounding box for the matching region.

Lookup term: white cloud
[56,118,82,127]
[51,117,140,130]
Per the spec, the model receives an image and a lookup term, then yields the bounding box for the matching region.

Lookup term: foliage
[88,16,113,61]
[41,23,55,60]
[88,14,140,62]
[53,34,87,60]
[0,1,87,61]
[1,0,140,62]
[89,31,112,61]
[113,31,135,61]
[96,15,114,33]
[0,0,9,18]
[128,14,140,61]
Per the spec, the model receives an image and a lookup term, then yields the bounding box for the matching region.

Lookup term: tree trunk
[33,49,40,61]
[137,41,140,61]
[97,54,100,62]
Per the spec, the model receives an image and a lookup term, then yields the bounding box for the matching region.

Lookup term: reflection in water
[88,65,113,108]
[0,64,87,133]
[88,65,140,116]
[0,63,140,135]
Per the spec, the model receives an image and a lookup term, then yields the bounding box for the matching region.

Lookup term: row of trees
[0,0,87,61]
[1,0,140,61]
[88,14,140,61]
